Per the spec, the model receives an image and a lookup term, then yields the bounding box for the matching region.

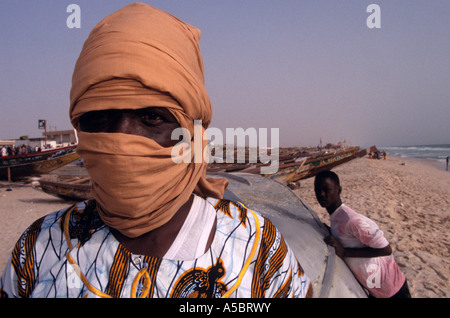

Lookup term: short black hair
[314,170,340,187]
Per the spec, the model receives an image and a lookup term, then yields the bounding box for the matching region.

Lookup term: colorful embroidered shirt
[0,198,312,298]
[330,204,405,298]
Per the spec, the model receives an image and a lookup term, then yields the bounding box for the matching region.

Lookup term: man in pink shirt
[314,170,411,298]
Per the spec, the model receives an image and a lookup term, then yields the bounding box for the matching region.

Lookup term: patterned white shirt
[1,197,312,298]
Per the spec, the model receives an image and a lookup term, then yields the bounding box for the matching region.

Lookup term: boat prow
[0,145,79,181]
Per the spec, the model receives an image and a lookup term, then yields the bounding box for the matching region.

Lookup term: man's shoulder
[206,197,266,226]
[337,204,380,235]
[337,204,365,220]
[24,200,105,241]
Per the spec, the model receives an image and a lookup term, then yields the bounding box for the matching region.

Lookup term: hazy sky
[1,0,449,147]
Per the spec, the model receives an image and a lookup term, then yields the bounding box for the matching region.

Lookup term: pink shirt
[330,204,405,298]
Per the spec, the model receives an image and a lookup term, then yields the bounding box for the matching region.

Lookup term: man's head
[314,170,342,214]
[69,3,228,238]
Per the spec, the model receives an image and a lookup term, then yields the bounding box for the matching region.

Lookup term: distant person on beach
[446,156,449,171]
[314,170,411,298]
[0,3,311,298]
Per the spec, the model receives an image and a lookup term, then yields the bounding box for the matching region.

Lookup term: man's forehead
[315,177,337,186]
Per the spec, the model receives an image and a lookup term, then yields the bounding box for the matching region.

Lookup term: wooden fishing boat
[267,146,367,186]
[208,172,368,297]
[38,145,370,200]
[208,146,368,187]
[0,145,79,181]
[39,174,91,201]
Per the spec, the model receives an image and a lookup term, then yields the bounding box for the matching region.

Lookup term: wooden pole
[44,123,47,148]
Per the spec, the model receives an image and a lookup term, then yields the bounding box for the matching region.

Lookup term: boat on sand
[39,174,91,201]
[209,172,368,297]
[0,145,79,181]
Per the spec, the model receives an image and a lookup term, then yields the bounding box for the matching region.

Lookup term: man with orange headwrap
[0,3,311,298]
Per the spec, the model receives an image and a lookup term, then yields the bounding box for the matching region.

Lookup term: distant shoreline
[387,154,448,172]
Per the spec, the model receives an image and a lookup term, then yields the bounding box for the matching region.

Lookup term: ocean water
[382,144,450,164]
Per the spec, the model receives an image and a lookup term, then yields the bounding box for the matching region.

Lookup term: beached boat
[0,145,79,181]
[39,174,91,201]
[37,146,370,200]
[268,146,367,187]
[208,146,368,187]
[208,172,368,297]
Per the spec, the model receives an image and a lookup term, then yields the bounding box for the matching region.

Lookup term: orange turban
[69,3,228,238]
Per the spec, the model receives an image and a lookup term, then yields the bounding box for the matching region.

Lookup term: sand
[0,155,449,297]
[0,182,71,270]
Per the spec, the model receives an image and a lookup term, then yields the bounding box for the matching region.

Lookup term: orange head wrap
[69,2,228,238]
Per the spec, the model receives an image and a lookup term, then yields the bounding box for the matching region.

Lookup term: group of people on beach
[0,144,53,157]
[1,145,40,157]
[0,3,410,298]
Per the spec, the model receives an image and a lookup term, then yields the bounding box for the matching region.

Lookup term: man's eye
[141,112,165,125]
[80,113,111,131]
[95,114,111,124]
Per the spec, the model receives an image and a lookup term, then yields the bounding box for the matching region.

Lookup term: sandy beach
[1,155,449,298]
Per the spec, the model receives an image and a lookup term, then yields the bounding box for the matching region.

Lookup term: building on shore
[1,129,77,152]
[42,129,78,147]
